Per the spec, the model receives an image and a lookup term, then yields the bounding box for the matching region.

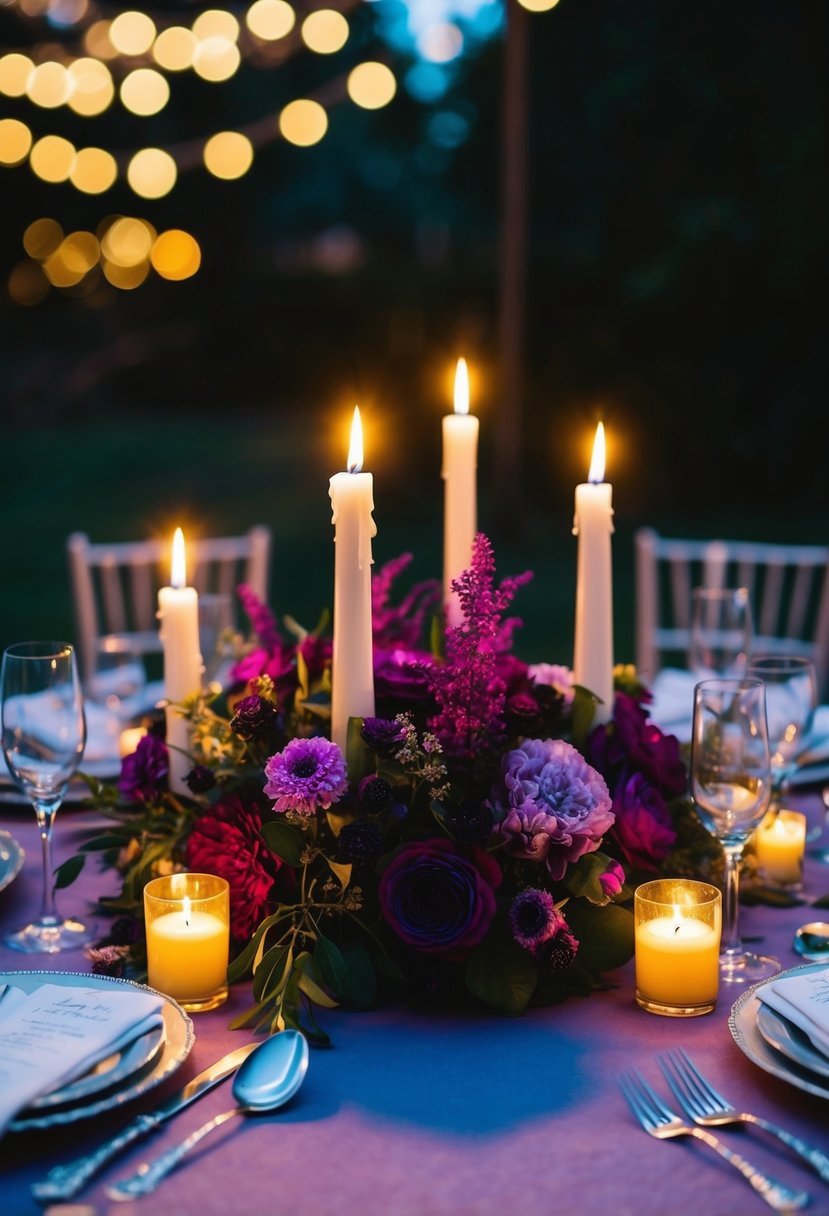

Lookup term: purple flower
[185,764,216,795]
[361,717,406,755]
[611,772,677,872]
[505,692,543,737]
[509,888,559,949]
[535,922,579,971]
[379,837,501,960]
[374,647,436,715]
[86,944,132,978]
[264,737,348,816]
[598,858,626,899]
[587,692,687,797]
[118,733,168,803]
[336,819,384,864]
[230,693,279,741]
[528,663,575,706]
[491,738,614,880]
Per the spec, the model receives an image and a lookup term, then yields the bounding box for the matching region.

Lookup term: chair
[634,527,829,697]
[67,525,272,687]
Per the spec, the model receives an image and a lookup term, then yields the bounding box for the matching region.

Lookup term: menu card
[0,982,165,1137]
[758,968,829,1058]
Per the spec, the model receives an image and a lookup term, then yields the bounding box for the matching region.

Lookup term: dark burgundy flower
[185,764,216,795]
[534,921,579,971]
[299,635,332,685]
[611,772,677,872]
[447,797,494,844]
[588,692,687,797]
[230,693,279,742]
[358,775,392,812]
[361,717,406,756]
[118,734,168,803]
[374,647,437,717]
[504,692,542,737]
[336,819,384,864]
[185,792,287,941]
[379,837,501,960]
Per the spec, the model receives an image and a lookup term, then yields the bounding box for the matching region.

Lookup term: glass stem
[721,843,744,954]
[33,798,60,927]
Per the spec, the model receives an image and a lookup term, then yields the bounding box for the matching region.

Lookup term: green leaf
[227,910,287,983]
[295,954,339,1009]
[229,995,274,1031]
[464,937,537,1016]
[324,857,353,890]
[337,940,377,1010]
[571,685,598,750]
[53,854,85,890]
[566,852,615,905]
[313,931,350,1001]
[430,611,446,659]
[564,899,634,973]
[253,942,291,1002]
[260,820,305,866]
[346,717,374,783]
[80,834,132,853]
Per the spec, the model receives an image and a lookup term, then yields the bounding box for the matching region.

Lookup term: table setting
[0,400,828,1216]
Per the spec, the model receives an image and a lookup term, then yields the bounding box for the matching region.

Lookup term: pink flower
[598,858,625,898]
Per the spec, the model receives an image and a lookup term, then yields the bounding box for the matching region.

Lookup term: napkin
[0,982,165,1137]
[757,967,829,1060]
[646,668,697,741]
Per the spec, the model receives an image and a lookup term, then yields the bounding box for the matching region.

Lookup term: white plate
[31,1022,167,1109]
[756,1002,829,1081]
[0,830,25,892]
[729,962,829,1101]
[3,970,194,1131]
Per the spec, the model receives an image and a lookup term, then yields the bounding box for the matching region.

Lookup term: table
[2,796,829,1216]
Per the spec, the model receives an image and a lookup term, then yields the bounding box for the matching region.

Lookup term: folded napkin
[757,967,829,1061]
[0,982,165,1137]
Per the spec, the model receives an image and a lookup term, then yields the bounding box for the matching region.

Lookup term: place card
[0,982,165,1137]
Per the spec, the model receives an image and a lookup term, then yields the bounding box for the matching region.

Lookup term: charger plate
[729,962,829,1101]
[2,970,194,1131]
[756,1003,829,1082]
[0,830,25,893]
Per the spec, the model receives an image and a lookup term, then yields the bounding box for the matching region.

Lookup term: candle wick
[674,924,680,935]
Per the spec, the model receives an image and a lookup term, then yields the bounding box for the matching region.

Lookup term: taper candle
[573,422,614,725]
[329,406,377,757]
[158,527,203,796]
[442,357,479,627]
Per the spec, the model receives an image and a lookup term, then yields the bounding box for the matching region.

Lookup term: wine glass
[1,641,93,952]
[87,640,147,723]
[689,587,753,679]
[690,676,777,984]
[745,655,818,810]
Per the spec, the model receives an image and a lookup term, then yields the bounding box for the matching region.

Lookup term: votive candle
[753,809,807,888]
[144,873,229,1012]
[635,879,721,1016]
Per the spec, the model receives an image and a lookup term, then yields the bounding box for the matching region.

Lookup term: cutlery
[619,1069,810,1213]
[106,1029,309,1201]
[659,1047,829,1184]
[31,1040,260,1202]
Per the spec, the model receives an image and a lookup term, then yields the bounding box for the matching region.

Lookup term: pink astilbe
[372,553,442,649]
[237,583,283,652]
[427,534,532,774]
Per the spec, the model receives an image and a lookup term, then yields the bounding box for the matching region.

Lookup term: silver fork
[660,1048,829,1185]
[619,1069,811,1213]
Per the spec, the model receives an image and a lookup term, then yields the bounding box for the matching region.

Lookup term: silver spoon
[793,921,829,962]
[106,1029,309,1201]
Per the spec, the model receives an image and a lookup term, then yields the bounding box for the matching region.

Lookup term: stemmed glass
[689,587,753,679]
[1,641,93,952]
[690,677,778,984]
[745,655,818,811]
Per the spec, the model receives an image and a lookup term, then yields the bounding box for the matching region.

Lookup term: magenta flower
[528,663,575,706]
[598,858,626,899]
[379,837,501,960]
[492,738,614,880]
[611,772,677,872]
[587,692,686,797]
[264,737,348,816]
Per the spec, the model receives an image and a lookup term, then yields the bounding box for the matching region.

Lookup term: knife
[31,1040,259,1202]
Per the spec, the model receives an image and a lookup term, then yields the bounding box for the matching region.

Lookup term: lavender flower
[491,738,614,880]
[86,944,132,977]
[372,553,442,649]
[264,737,348,816]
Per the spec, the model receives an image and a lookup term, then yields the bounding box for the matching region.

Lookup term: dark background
[0,0,826,665]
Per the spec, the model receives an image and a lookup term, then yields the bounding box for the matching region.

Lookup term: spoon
[793,922,829,963]
[106,1029,309,1201]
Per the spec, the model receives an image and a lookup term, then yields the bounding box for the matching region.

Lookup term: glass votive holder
[635,879,722,1017]
[144,873,230,1012]
[753,809,807,892]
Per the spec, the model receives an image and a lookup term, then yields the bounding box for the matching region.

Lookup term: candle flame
[453,357,469,416]
[588,422,606,483]
[171,527,186,589]
[183,894,191,927]
[347,405,363,474]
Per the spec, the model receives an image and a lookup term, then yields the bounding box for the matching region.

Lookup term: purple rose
[118,733,168,803]
[588,692,687,797]
[491,738,614,880]
[379,837,501,960]
[230,693,279,741]
[611,772,677,872]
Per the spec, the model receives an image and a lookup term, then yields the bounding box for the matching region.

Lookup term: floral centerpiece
[72,534,711,1044]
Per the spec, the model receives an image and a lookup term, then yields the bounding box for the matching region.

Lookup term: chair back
[67,526,272,685]
[634,527,829,697]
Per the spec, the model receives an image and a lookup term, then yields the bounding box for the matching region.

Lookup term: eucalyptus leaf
[564,899,634,973]
[253,942,291,1002]
[313,931,349,1001]
[260,820,306,866]
[325,857,353,890]
[53,854,85,890]
[464,938,537,1016]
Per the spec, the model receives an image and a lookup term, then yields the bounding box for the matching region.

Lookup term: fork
[659,1048,829,1185]
[619,1069,811,1213]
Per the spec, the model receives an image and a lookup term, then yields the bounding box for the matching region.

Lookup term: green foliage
[464,936,538,1016]
[563,900,634,974]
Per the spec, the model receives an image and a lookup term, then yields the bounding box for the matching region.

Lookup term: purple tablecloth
[1,797,829,1216]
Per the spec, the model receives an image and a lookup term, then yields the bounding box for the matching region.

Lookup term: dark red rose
[611,772,677,872]
[588,692,687,797]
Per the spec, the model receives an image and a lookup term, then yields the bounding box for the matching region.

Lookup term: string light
[152,27,197,72]
[120,67,169,115]
[203,130,254,179]
[127,146,177,197]
[301,10,349,55]
[109,11,156,56]
[348,61,396,109]
[278,97,328,146]
[246,0,295,42]
[151,229,201,280]
[0,117,33,164]
[69,145,117,192]
[29,133,75,181]
[0,53,34,96]
[66,57,114,116]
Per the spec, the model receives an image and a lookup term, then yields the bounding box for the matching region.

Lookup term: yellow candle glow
[144,874,229,1011]
[118,724,147,758]
[158,527,203,795]
[442,357,479,627]
[573,422,614,725]
[329,406,377,756]
[754,809,806,887]
[634,879,721,1016]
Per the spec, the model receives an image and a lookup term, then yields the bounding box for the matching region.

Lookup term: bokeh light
[0,53,35,97]
[29,134,76,182]
[83,20,117,59]
[8,260,49,306]
[301,10,349,54]
[203,130,253,179]
[127,148,177,198]
[152,27,197,72]
[515,0,560,10]
[417,23,463,63]
[279,98,328,146]
[245,0,295,42]
[48,0,89,29]
[109,11,157,56]
[67,58,115,116]
[101,216,155,266]
[102,259,149,290]
[23,216,63,259]
[192,9,240,42]
[120,68,170,116]
[0,118,33,166]
[43,245,85,287]
[151,229,201,280]
[26,60,70,108]
[193,37,241,81]
[70,146,117,193]
[60,230,100,274]
[347,62,397,110]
